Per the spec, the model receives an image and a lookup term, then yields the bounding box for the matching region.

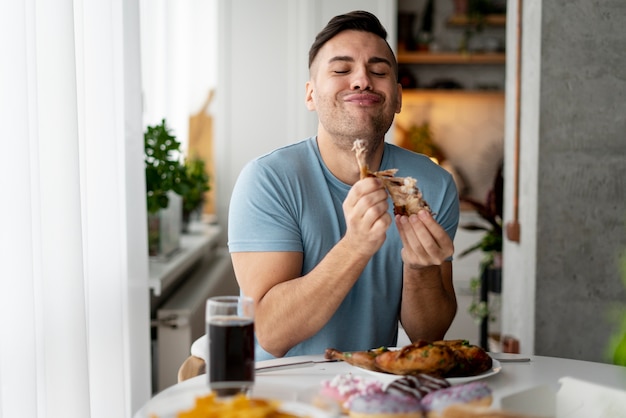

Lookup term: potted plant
[609,250,626,365]
[145,119,184,214]
[459,0,495,53]
[406,122,446,164]
[417,0,435,51]
[144,119,185,257]
[179,157,211,232]
[458,164,503,348]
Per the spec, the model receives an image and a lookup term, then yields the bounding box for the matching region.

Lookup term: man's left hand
[395,210,454,269]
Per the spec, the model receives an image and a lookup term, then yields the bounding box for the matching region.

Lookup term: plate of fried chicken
[324,339,501,385]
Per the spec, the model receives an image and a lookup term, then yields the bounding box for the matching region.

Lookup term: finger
[396,215,429,262]
[397,214,452,266]
[395,215,414,247]
[413,213,454,261]
[344,179,391,239]
[407,215,439,257]
[417,210,450,242]
[416,212,454,259]
[344,191,391,255]
[350,180,388,216]
[355,177,385,195]
[344,178,385,210]
[412,213,441,250]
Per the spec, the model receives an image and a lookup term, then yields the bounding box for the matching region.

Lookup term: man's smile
[342,92,382,105]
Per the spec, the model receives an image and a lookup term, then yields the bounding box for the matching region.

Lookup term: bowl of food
[141,391,337,418]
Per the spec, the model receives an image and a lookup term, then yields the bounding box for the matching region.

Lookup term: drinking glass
[206,295,255,397]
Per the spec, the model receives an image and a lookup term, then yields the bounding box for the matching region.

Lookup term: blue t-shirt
[228,137,459,361]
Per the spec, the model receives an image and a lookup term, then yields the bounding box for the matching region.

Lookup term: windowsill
[148,222,221,296]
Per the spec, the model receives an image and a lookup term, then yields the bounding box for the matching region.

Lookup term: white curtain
[0,0,151,417]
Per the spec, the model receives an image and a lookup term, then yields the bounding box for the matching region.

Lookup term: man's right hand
[342,177,391,257]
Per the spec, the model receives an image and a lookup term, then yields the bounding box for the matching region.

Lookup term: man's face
[306,30,402,146]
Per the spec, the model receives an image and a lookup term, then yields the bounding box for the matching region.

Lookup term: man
[228,10,459,361]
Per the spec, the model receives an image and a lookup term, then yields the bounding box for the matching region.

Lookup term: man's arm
[233,177,391,358]
[232,245,365,358]
[396,211,457,342]
[400,262,456,342]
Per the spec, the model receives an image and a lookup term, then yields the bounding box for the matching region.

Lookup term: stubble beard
[318,101,395,152]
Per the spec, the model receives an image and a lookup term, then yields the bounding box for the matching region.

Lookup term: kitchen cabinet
[397,0,506,92]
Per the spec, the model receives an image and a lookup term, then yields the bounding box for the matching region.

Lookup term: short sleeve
[228,159,304,253]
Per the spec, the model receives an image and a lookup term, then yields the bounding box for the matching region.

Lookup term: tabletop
[135,353,626,417]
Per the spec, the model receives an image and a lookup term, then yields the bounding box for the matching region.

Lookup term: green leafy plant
[407,122,446,163]
[144,119,185,214]
[467,0,493,31]
[607,244,626,365]
[467,252,502,323]
[459,164,503,258]
[459,164,503,322]
[417,0,435,50]
[180,157,211,215]
[460,0,495,53]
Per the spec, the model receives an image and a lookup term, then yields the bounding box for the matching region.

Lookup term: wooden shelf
[398,52,505,65]
[447,14,506,27]
[401,89,504,97]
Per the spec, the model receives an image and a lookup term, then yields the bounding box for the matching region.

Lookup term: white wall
[501,0,541,354]
[140,0,218,153]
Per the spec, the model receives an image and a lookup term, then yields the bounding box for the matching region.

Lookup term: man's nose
[350,67,372,90]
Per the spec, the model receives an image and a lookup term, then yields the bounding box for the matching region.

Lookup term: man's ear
[305,81,316,111]
[395,83,403,114]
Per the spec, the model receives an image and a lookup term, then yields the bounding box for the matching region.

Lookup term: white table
[135,353,626,417]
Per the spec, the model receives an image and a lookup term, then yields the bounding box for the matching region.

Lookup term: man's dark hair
[308,10,397,76]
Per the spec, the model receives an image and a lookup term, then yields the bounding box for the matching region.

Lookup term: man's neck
[316,132,384,185]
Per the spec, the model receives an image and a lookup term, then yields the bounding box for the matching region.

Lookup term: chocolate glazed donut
[386,374,451,400]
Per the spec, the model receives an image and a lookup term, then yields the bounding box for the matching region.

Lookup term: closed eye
[370,63,390,77]
[327,56,392,76]
[332,68,388,76]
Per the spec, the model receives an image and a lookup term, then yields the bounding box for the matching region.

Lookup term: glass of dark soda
[206,295,255,397]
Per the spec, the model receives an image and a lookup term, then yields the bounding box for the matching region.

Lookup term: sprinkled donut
[319,374,384,413]
[349,392,424,418]
[421,381,493,417]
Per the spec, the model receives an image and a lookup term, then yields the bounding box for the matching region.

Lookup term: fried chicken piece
[385,176,433,216]
[434,340,493,377]
[352,139,432,215]
[374,340,456,376]
[325,340,492,378]
[352,138,371,180]
[324,347,389,372]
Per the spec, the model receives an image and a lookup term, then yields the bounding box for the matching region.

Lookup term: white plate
[137,386,335,418]
[360,359,502,385]
[277,401,337,418]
